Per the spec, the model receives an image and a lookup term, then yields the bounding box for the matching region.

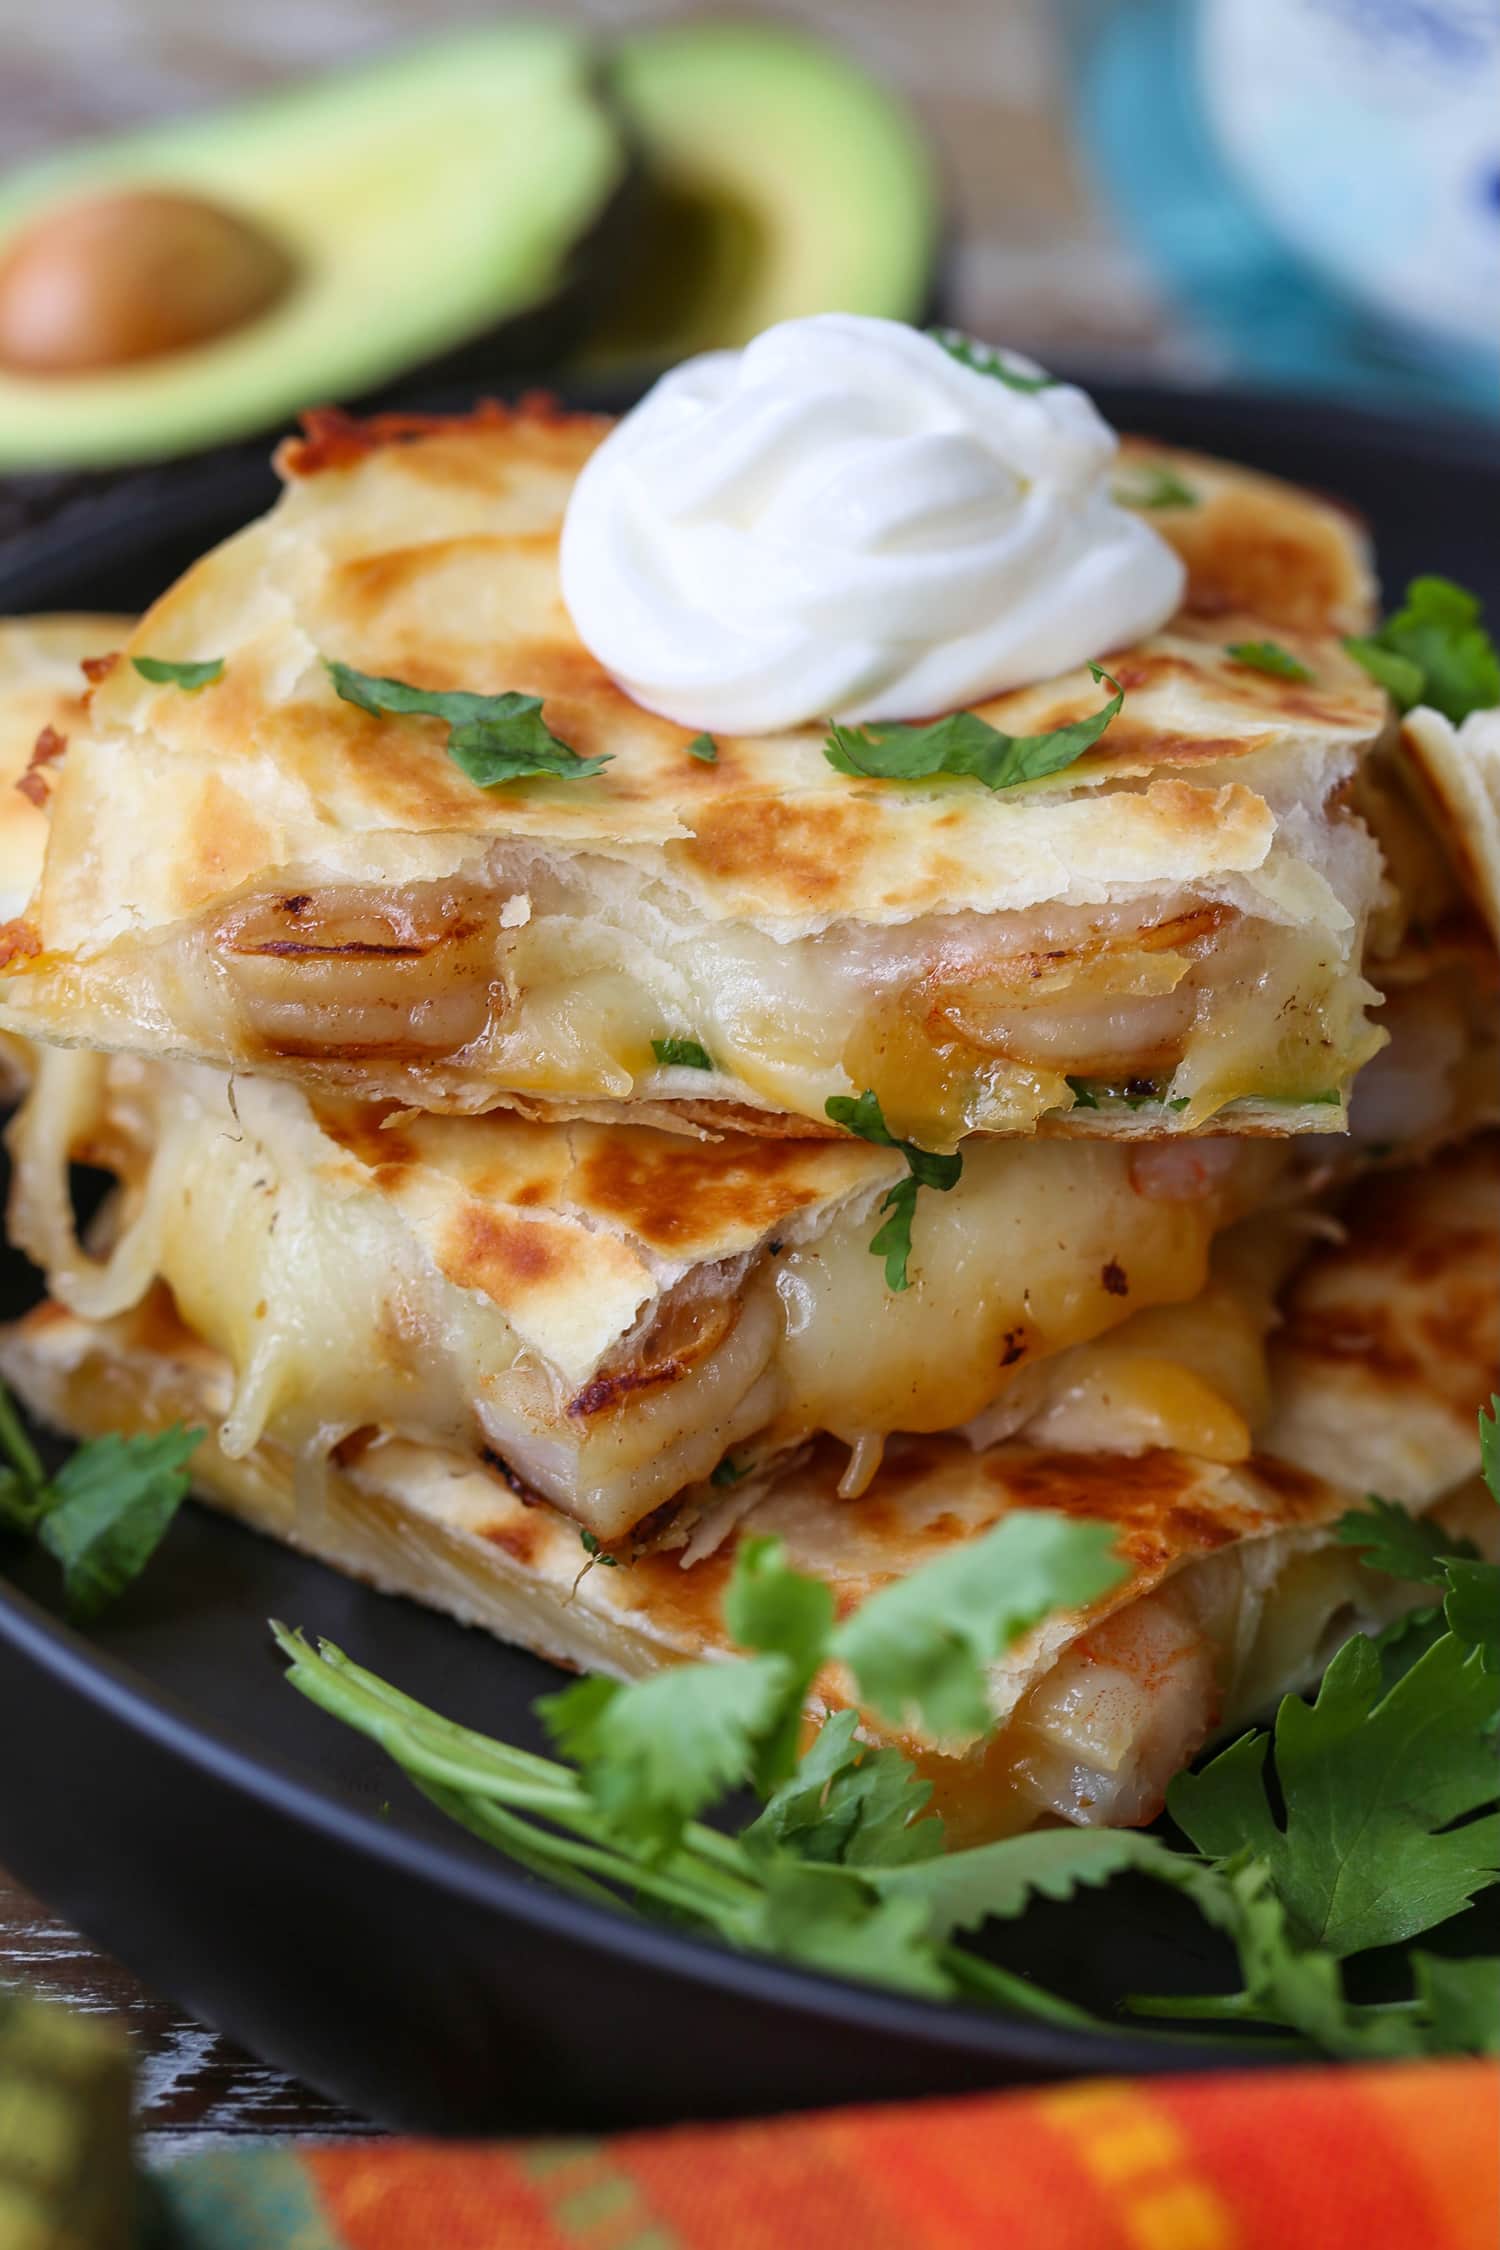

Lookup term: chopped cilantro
[686,733,718,764]
[823,1088,962,1292]
[1112,463,1197,511]
[826,667,1123,795]
[710,1456,749,1488]
[1064,1076,1187,1115]
[131,655,224,692]
[1344,576,1500,723]
[928,327,1057,392]
[651,1037,714,1072]
[325,661,610,786]
[1226,640,1313,683]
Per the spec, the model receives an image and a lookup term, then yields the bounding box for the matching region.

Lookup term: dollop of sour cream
[559,315,1185,736]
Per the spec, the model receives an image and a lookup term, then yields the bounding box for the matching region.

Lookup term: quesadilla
[7,1043,1291,1540]
[0,409,1394,1143]
[1398,705,1500,951]
[4,1135,1493,1843]
[0,615,132,1095]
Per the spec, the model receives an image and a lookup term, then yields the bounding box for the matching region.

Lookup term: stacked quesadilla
[0,396,1494,1846]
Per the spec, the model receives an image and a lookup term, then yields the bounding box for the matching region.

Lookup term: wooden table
[0,0,1188,2153]
[0,1868,373,2149]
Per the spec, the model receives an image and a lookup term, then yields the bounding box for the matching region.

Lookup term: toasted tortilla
[7,1043,1291,1540]
[1399,706,1500,952]
[0,407,1391,1140]
[0,616,132,1097]
[4,1134,1492,1842]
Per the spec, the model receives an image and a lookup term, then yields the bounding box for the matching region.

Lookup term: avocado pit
[0,188,296,375]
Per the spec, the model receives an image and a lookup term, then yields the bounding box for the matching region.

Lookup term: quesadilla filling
[9,1045,1292,1541]
[5,1148,1493,1845]
[167,843,1384,1143]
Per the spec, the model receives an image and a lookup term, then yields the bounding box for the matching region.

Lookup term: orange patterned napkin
[158,2059,1499,2249]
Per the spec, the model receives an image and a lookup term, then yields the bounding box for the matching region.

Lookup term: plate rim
[0,1557,1273,2080]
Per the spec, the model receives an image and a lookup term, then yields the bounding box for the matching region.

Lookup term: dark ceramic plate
[0,387,1496,2136]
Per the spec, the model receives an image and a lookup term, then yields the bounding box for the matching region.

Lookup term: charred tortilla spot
[1102,1261,1129,1297]
[576,1127,828,1251]
[80,652,119,683]
[679,795,875,907]
[442,1201,569,1298]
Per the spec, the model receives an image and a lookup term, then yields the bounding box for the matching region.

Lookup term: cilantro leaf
[825,666,1123,794]
[1481,1395,1500,1505]
[710,1455,748,1488]
[1335,1493,1477,1586]
[538,1656,794,1855]
[750,1862,953,1996]
[1064,1076,1100,1110]
[325,661,610,785]
[1344,576,1500,723]
[686,734,718,764]
[723,1536,836,1787]
[824,1088,962,1294]
[1113,463,1198,510]
[650,1037,714,1072]
[1443,1560,1500,1675]
[869,1825,1186,1942]
[1169,1630,1500,1957]
[928,327,1057,392]
[744,1710,943,1870]
[1226,640,1313,682]
[1342,639,1425,708]
[1409,1950,1500,2056]
[868,1176,923,1293]
[131,655,224,691]
[36,1426,202,1621]
[832,1510,1126,1742]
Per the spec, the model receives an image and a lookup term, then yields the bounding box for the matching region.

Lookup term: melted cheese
[10,1045,1287,1540]
[16,797,1383,1140]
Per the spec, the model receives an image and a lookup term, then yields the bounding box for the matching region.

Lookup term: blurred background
[0,0,1495,482]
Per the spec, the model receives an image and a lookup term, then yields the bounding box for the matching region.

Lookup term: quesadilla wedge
[7,1043,1292,1541]
[0,409,1393,1143]
[4,1135,1493,1844]
[0,615,132,1096]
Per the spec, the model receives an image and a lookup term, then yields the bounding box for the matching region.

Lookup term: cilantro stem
[0,1378,46,1498]
[940,1947,1104,2030]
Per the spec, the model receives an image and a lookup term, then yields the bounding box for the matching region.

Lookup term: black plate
[0,387,1497,2136]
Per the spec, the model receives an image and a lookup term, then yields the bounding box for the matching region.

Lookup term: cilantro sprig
[277,1400,1500,2060]
[824,1088,962,1292]
[825,667,1123,795]
[325,662,610,787]
[0,1378,201,1620]
[1344,576,1499,723]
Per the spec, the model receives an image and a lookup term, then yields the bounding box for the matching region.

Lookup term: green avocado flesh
[579,22,939,367]
[0,28,626,472]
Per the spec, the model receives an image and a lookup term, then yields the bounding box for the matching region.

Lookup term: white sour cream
[559,314,1185,735]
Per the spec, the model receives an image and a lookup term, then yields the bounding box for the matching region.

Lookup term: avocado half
[0,26,629,473]
[585,21,942,368]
